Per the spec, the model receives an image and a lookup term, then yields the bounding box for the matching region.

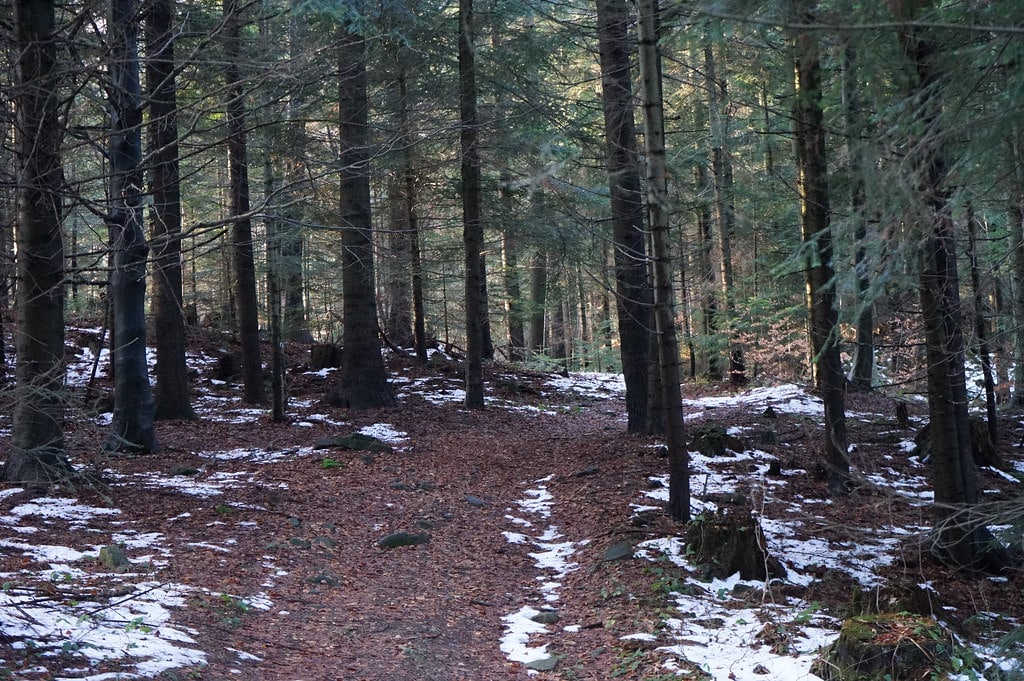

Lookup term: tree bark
[146,0,194,421]
[638,0,688,520]
[224,0,264,404]
[842,41,874,391]
[105,0,158,454]
[501,175,525,361]
[460,0,485,409]
[695,160,722,381]
[596,0,652,433]
[3,0,71,484]
[892,3,1006,570]
[704,44,745,386]
[792,2,848,494]
[529,248,547,353]
[385,173,414,348]
[328,28,395,410]
[966,206,997,441]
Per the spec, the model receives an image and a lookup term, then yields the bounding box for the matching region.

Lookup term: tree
[224,0,264,404]
[703,43,745,386]
[327,26,394,409]
[890,0,1009,571]
[2,0,72,484]
[147,0,194,421]
[105,0,158,453]
[596,0,651,433]
[461,0,485,409]
[791,0,848,493]
[637,0,688,520]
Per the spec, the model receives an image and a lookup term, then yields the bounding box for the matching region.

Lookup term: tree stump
[912,417,1003,469]
[685,509,784,580]
[310,343,342,370]
[811,614,955,681]
[690,423,745,458]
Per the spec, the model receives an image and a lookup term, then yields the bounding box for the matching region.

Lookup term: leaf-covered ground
[1,332,1023,680]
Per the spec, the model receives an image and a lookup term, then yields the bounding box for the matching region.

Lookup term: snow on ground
[501,474,589,673]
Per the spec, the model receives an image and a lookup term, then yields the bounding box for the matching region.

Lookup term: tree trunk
[529,248,547,353]
[695,161,722,381]
[1010,198,1024,408]
[224,0,264,404]
[842,41,874,391]
[966,206,997,441]
[792,2,848,494]
[3,0,71,484]
[328,28,394,410]
[638,0,687,520]
[385,173,414,348]
[460,0,485,409]
[892,4,1007,571]
[501,175,525,361]
[146,0,193,421]
[105,0,158,454]
[596,0,652,433]
[704,44,745,386]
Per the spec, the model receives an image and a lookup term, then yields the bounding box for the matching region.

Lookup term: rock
[530,610,560,624]
[525,655,559,672]
[603,540,634,562]
[690,423,745,457]
[307,569,341,587]
[390,482,416,492]
[289,538,312,549]
[98,544,131,572]
[313,433,393,453]
[313,537,337,548]
[574,464,601,477]
[378,532,430,548]
[169,465,200,476]
[466,495,487,507]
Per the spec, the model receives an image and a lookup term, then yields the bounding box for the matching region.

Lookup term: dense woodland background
[3,0,1024,570]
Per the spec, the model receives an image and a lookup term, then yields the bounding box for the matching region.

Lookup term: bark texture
[596,0,652,433]
[4,0,71,484]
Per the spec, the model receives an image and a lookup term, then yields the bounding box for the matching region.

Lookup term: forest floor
[1,329,1024,680]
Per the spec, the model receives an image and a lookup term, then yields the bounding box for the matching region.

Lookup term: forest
[1,0,1024,678]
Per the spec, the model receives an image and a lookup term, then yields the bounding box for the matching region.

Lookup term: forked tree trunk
[224,0,263,404]
[460,0,485,409]
[330,28,394,410]
[596,0,652,433]
[792,3,848,494]
[146,0,193,421]
[3,0,71,484]
[638,0,688,520]
[105,0,157,454]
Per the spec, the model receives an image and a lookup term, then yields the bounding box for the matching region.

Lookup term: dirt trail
[162,402,632,680]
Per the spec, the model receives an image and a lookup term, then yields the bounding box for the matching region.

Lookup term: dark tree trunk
[460,0,485,409]
[842,41,874,391]
[638,0,687,520]
[695,161,722,381]
[966,206,997,441]
[793,3,848,494]
[704,44,745,387]
[385,174,414,348]
[3,0,71,484]
[596,0,652,433]
[501,192,525,361]
[328,28,394,410]
[529,248,547,353]
[146,0,193,421]
[1010,198,1024,408]
[105,0,157,454]
[892,5,1009,571]
[224,0,263,404]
